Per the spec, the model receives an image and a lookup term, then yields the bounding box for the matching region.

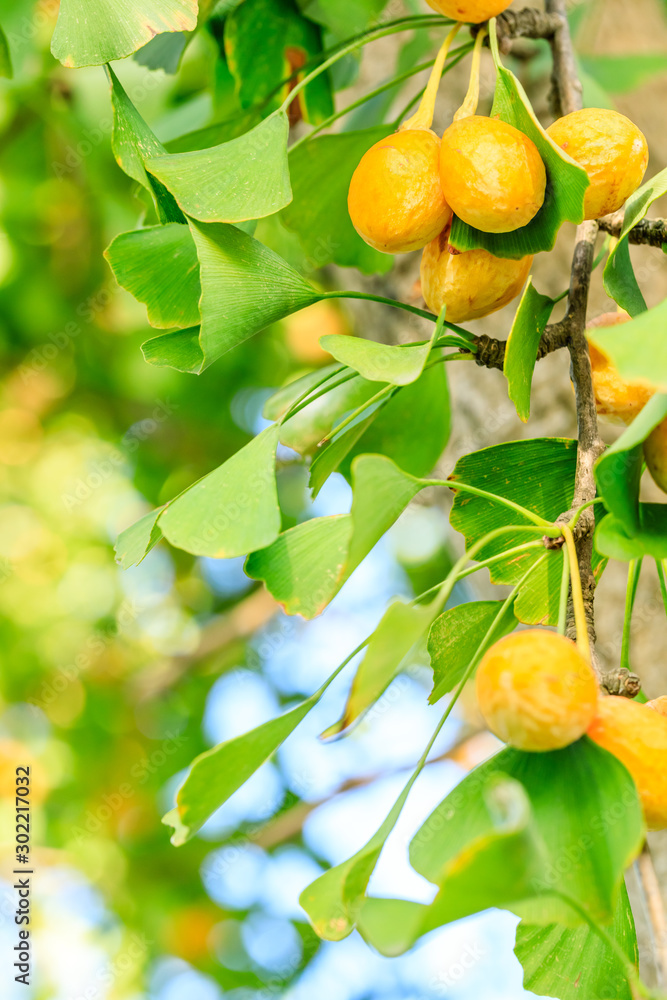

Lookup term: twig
[599,214,667,248]
[467,318,570,371]
[472,8,561,52]
[637,843,667,989]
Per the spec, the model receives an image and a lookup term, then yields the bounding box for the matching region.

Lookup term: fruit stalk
[401,23,461,131]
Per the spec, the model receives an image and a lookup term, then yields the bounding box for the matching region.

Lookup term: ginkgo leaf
[159,425,281,558]
[114,508,165,569]
[247,455,423,618]
[108,67,184,224]
[515,885,638,1000]
[604,165,667,316]
[143,222,322,374]
[321,600,435,738]
[52,0,198,68]
[105,224,200,330]
[144,111,292,223]
[503,279,555,422]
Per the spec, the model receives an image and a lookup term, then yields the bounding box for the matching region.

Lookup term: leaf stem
[561,524,591,662]
[558,548,570,636]
[319,383,395,444]
[428,478,553,528]
[401,23,462,131]
[621,559,642,674]
[411,540,544,606]
[656,559,667,618]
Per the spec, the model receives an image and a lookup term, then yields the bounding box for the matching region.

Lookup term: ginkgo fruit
[588,696,667,830]
[475,630,599,752]
[546,108,648,220]
[440,116,546,233]
[587,313,653,423]
[348,128,452,254]
[647,696,667,717]
[420,230,532,322]
[425,0,512,23]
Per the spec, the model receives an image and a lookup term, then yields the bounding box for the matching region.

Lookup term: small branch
[545,0,583,118]
[466,318,570,371]
[474,9,562,51]
[599,214,667,248]
[637,843,667,989]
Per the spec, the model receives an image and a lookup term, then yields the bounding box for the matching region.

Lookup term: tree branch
[599,214,667,248]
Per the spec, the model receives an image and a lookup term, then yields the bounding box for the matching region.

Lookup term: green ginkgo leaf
[52,0,198,68]
[144,111,292,223]
[105,224,200,330]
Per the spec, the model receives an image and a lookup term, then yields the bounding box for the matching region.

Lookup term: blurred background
[1,0,667,997]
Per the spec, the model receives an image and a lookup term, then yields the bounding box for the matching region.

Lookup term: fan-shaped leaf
[144,110,292,223]
[504,279,556,422]
[515,885,638,1000]
[603,166,667,316]
[247,455,423,618]
[448,439,578,624]
[108,67,184,224]
[52,0,197,67]
[428,599,518,703]
[105,224,200,330]
[143,222,322,374]
[159,425,281,559]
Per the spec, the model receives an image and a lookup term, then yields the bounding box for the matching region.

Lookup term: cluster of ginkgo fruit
[347,0,667,832]
[347,0,649,324]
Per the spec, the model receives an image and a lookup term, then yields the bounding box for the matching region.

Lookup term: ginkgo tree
[37,0,667,996]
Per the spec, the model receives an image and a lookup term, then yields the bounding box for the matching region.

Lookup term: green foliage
[312,365,451,490]
[0,24,12,78]
[51,0,198,67]
[108,67,185,223]
[356,739,643,955]
[604,165,667,315]
[320,326,440,386]
[321,599,435,737]
[503,279,555,422]
[448,439,577,624]
[247,455,424,617]
[142,222,322,373]
[449,25,589,260]
[145,110,293,222]
[595,394,667,535]
[165,681,331,844]
[225,0,334,122]
[105,224,201,329]
[282,127,394,274]
[515,885,638,1000]
[428,599,518,702]
[587,296,667,389]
